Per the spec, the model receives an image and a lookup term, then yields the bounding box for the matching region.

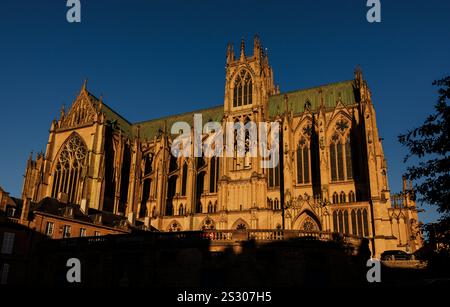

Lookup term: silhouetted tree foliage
[399,76,450,254]
[399,76,450,215]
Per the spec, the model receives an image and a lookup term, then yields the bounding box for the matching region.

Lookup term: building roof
[92,79,358,140]
[134,105,224,140]
[268,80,357,117]
[32,197,142,230]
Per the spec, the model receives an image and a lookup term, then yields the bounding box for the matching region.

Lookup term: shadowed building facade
[20,36,422,257]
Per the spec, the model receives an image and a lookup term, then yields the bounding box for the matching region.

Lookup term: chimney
[80,199,88,214]
[20,197,31,223]
[127,212,135,226]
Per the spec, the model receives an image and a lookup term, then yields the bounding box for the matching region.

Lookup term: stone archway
[293,210,321,231]
[231,218,249,230]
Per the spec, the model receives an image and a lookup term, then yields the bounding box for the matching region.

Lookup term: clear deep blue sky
[1,0,449,224]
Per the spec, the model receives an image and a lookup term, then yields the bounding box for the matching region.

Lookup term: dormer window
[233,70,252,107]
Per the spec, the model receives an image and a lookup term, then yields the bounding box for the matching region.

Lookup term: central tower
[218,36,278,221]
[224,35,276,116]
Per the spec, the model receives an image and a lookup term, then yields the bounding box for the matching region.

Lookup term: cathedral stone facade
[21,36,422,257]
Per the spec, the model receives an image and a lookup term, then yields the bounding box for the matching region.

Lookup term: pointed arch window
[144,153,153,175]
[345,137,353,179]
[166,175,178,216]
[195,172,205,213]
[344,210,349,234]
[332,192,339,204]
[296,137,310,184]
[330,134,353,182]
[339,191,346,203]
[333,211,338,232]
[51,134,87,204]
[209,156,220,193]
[349,191,356,202]
[351,210,357,235]
[181,162,188,196]
[333,209,350,234]
[268,155,280,188]
[357,209,363,236]
[273,198,280,210]
[140,178,151,218]
[363,209,369,236]
[169,155,178,173]
[233,70,253,107]
[178,204,184,216]
[207,202,214,213]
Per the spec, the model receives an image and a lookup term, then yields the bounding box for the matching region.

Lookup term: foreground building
[20,36,422,257]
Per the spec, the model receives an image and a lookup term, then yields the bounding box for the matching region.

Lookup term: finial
[60,104,65,120]
[226,42,233,64]
[283,94,290,114]
[254,34,260,48]
[354,65,363,83]
[240,38,245,60]
[82,78,88,91]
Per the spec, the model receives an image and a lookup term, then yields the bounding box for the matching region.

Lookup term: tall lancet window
[330,134,346,181]
[345,137,353,180]
[209,156,220,193]
[233,70,253,107]
[51,134,87,203]
[296,137,310,184]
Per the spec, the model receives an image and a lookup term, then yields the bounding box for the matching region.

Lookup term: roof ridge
[132,104,223,126]
[271,79,354,97]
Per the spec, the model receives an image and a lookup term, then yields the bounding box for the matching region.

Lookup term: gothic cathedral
[21,36,422,257]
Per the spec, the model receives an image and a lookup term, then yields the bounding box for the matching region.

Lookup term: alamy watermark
[366,0,381,23]
[66,1,381,24]
[66,0,81,23]
[170,115,280,168]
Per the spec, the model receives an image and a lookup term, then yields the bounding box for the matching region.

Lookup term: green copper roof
[134,105,224,140]
[268,80,357,117]
[101,103,133,136]
[95,79,357,140]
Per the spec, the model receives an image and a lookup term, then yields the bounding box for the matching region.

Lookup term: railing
[202,229,362,244]
[47,229,363,249]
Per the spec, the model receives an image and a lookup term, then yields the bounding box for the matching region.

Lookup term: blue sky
[0,0,449,224]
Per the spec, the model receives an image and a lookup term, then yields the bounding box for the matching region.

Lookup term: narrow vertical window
[345,137,353,179]
[344,210,349,234]
[209,157,219,193]
[233,71,253,107]
[181,162,188,196]
[303,146,310,183]
[351,210,357,235]
[363,209,369,237]
[357,209,363,236]
[333,211,338,232]
[340,191,346,203]
[330,144,337,181]
[337,142,345,181]
[296,146,303,183]
[332,192,339,204]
